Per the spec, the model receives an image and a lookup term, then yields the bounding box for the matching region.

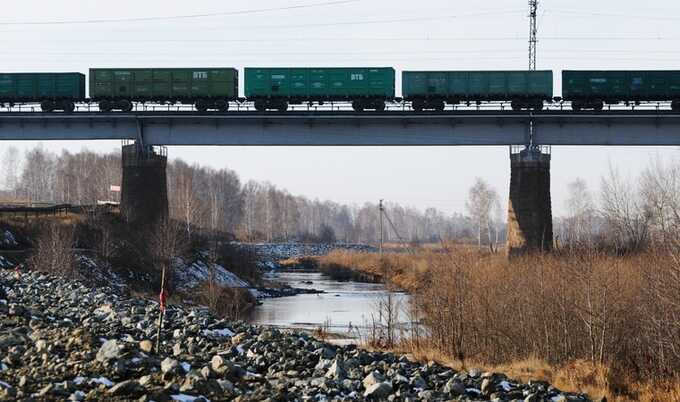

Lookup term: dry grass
[315,250,433,289]
[325,248,680,401]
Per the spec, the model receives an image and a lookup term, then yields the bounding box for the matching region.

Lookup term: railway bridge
[2,110,679,255]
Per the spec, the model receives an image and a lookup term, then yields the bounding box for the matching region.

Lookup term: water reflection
[248,271,412,341]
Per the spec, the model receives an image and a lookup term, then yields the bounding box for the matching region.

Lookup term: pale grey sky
[2,0,680,215]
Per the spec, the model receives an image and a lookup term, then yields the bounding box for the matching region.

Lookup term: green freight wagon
[0,73,85,112]
[89,68,239,112]
[402,70,553,111]
[244,67,395,112]
[562,70,680,111]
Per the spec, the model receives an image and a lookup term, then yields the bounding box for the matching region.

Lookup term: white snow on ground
[76,255,126,290]
[202,328,234,338]
[90,377,113,387]
[175,257,250,290]
[247,242,376,262]
[0,230,17,247]
[171,394,210,402]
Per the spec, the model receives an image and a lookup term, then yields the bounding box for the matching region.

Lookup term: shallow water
[247,271,412,342]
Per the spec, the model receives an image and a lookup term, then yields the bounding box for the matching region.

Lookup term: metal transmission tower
[528,0,539,70]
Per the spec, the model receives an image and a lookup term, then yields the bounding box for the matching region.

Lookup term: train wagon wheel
[195,99,209,113]
[62,101,76,113]
[277,100,289,112]
[352,100,365,113]
[98,100,112,113]
[593,100,604,111]
[40,100,54,113]
[373,100,386,112]
[510,99,522,111]
[532,99,544,111]
[117,100,133,113]
[432,100,445,112]
[672,100,680,112]
[412,99,425,113]
[254,100,267,112]
[215,100,229,113]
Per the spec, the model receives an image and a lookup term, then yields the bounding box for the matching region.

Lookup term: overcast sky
[2,0,680,215]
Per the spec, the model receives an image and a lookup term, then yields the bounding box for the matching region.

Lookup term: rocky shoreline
[0,269,594,402]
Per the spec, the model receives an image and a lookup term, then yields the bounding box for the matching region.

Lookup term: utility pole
[528,0,539,149]
[379,199,384,258]
[529,0,539,71]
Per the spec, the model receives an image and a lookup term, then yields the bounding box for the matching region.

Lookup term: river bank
[0,268,594,401]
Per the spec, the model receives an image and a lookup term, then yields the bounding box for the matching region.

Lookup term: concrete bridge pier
[121,143,168,227]
[506,147,553,256]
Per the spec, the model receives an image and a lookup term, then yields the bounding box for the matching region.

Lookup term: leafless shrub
[29,222,75,277]
[194,282,255,320]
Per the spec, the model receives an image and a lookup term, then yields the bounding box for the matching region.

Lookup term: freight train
[1,67,680,113]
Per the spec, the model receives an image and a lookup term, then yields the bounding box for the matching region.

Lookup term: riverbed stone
[139,340,153,353]
[364,381,393,398]
[96,339,121,362]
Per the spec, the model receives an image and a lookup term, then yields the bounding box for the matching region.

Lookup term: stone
[230,333,248,346]
[139,340,153,353]
[161,358,180,374]
[443,378,466,395]
[409,374,426,389]
[211,355,234,375]
[363,371,386,389]
[35,339,48,352]
[68,390,86,401]
[96,340,121,362]
[364,382,393,399]
[0,333,25,348]
[481,378,495,395]
[108,380,139,395]
[325,358,347,380]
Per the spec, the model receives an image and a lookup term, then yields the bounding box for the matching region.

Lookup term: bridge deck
[1,111,679,146]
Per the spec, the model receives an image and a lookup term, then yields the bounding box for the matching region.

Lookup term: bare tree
[1,146,20,198]
[563,178,596,247]
[466,178,500,250]
[600,166,651,251]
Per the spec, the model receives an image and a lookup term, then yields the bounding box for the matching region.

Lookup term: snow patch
[202,328,234,338]
[171,394,210,402]
[90,377,114,387]
[175,258,250,290]
[181,362,191,373]
[500,381,512,391]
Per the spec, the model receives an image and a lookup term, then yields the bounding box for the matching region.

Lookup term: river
[248,271,413,343]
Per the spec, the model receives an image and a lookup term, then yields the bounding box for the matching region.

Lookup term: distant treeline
[0,145,478,244]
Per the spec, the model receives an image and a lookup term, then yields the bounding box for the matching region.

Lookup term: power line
[549,9,680,21]
[5,36,680,43]
[0,9,525,30]
[0,0,359,25]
